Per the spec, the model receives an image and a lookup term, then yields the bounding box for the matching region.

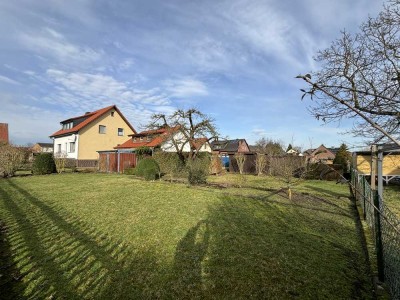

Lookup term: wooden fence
[98,152,136,173]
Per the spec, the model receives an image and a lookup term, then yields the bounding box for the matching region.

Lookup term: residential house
[32,142,54,153]
[115,127,212,153]
[211,139,250,169]
[0,123,9,144]
[303,144,336,164]
[211,139,250,155]
[50,105,136,166]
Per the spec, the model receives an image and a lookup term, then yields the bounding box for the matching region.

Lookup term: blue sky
[0,0,385,150]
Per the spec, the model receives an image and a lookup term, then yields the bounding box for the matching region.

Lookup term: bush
[134,158,160,181]
[124,167,135,175]
[32,153,56,175]
[152,152,185,180]
[187,157,210,185]
[0,144,25,177]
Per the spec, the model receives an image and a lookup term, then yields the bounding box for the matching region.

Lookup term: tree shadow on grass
[0,220,25,300]
[303,184,350,199]
[0,179,165,299]
[171,220,210,299]
[200,195,374,299]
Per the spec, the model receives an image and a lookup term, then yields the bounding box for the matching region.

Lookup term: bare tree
[254,138,285,156]
[270,156,306,200]
[147,108,218,163]
[298,1,400,147]
[255,153,267,176]
[234,152,246,174]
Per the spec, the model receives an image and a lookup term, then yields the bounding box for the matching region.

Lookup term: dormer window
[146,136,151,141]
[62,122,73,130]
[133,137,137,141]
[140,137,144,141]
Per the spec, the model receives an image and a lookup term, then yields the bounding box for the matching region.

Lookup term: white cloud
[44,69,177,128]
[18,27,102,65]
[163,77,208,98]
[118,58,134,71]
[0,75,19,85]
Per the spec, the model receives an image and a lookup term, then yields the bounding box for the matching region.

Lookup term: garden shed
[352,144,400,183]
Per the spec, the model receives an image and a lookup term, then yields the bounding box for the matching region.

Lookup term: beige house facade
[50,105,135,161]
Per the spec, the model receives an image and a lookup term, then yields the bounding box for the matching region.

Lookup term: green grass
[0,173,374,299]
[383,184,400,218]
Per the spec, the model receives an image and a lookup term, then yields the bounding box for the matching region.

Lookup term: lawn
[0,173,375,299]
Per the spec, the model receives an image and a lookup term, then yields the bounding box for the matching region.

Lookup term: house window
[62,122,73,130]
[57,144,61,153]
[133,137,137,141]
[69,142,75,153]
[99,125,106,134]
[118,128,124,136]
[146,136,151,141]
[111,111,115,117]
[140,136,143,141]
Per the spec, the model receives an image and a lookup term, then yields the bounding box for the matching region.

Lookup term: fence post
[362,176,367,220]
[373,190,385,282]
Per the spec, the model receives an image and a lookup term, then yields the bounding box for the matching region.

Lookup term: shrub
[187,157,210,185]
[136,146,152,161]
[152,151,185,181]
[32,153,56,175]
[209,153,224,175]
[54,152,67,173]
[134,158,160,181]
[0,144,25,177]
[124,167,135,175]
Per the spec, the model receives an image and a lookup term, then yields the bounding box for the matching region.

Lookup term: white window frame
[99,125,106,134]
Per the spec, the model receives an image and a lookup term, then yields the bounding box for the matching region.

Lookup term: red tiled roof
[0,123,9,144]
[191,138,208,150]
[129,128,167,137]
[50,105,136,138]
[115,133,168,149]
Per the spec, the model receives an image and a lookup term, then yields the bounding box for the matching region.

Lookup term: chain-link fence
[351,169,400,299]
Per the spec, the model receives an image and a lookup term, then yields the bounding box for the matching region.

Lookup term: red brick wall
[0,123,9,144]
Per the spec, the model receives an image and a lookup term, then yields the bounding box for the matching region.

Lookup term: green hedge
[32,153,56,175]
[134,158,160,181]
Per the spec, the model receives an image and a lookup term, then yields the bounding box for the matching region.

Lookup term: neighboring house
[211,139,250,169]
[32,142,54,153]
[50,105,136,165]
[286,148,300,156]
[303,144,336,164]
[211,139,250,155]
[115,127,212,153]
[0,123,9,144]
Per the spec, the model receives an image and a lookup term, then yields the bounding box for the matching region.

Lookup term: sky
[0,0,386,150]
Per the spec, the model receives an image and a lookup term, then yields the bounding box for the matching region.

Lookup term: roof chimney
[85,111,91,115]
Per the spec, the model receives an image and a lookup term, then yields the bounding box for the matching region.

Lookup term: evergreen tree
[333,143,351,171]
[286,144,293,152]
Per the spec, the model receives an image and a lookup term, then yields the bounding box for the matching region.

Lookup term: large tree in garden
[333,143,352,171]
[297,0,400,147]
[147,108,218,163]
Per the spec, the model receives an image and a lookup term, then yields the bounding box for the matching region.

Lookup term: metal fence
[351,169,400,299]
